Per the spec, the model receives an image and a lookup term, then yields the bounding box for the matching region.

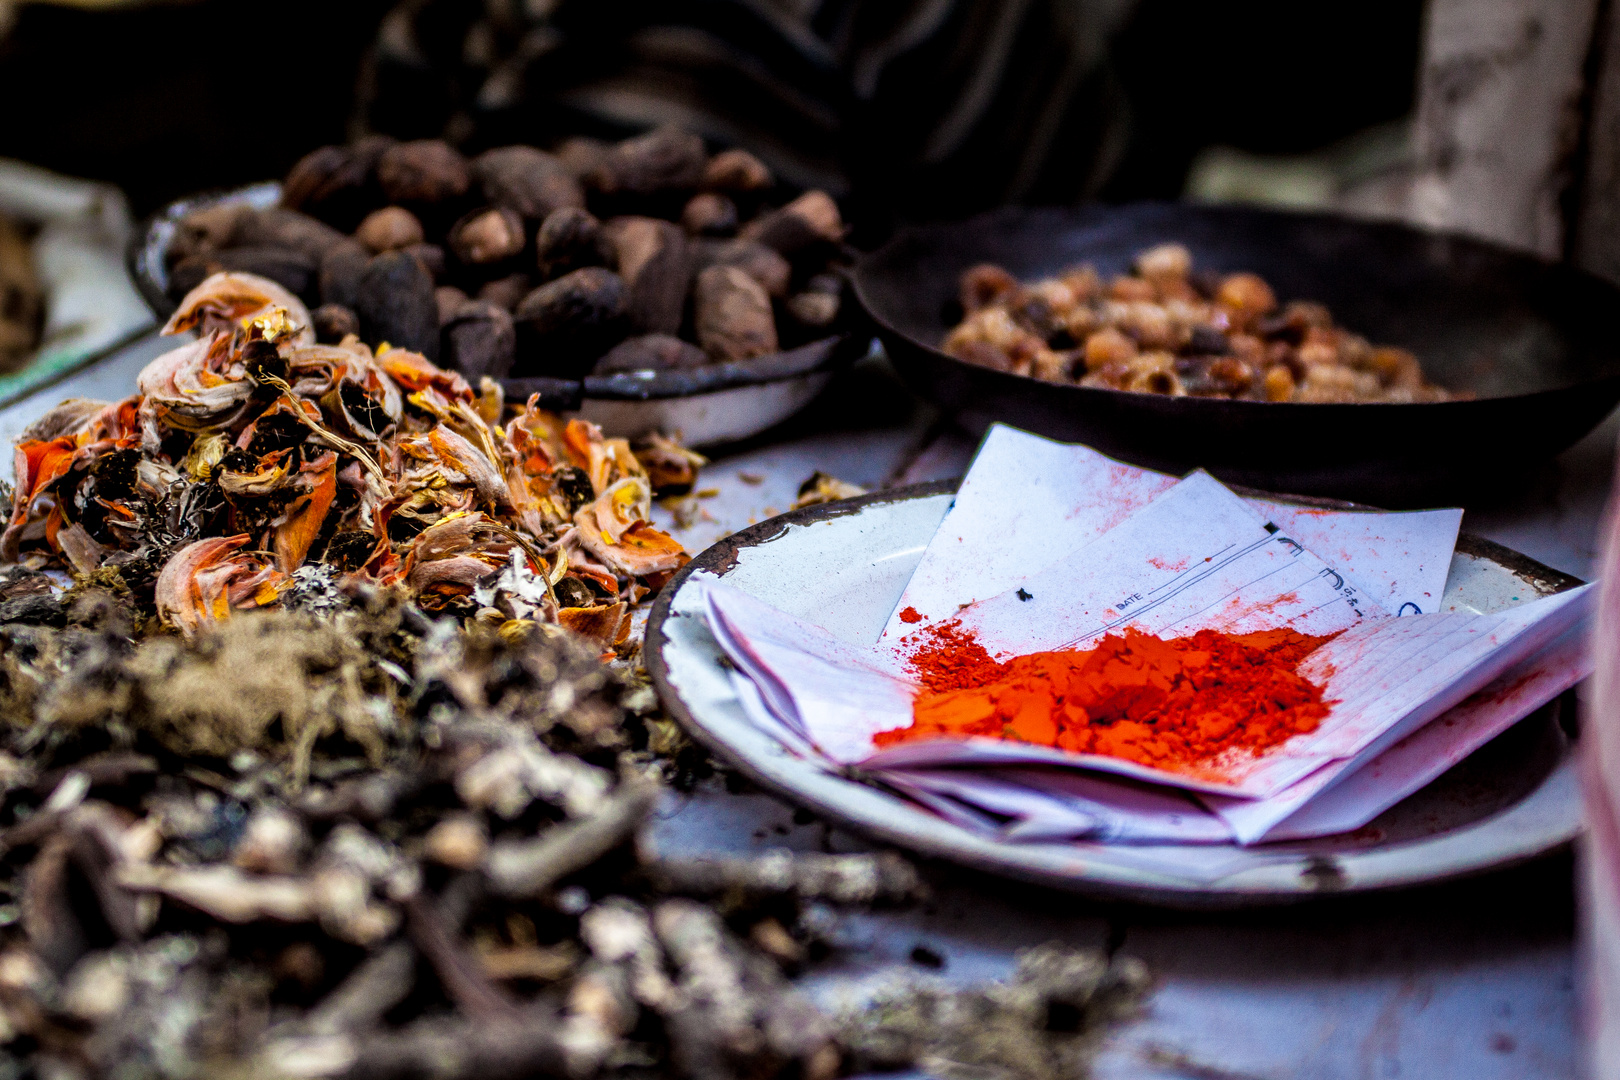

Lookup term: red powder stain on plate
[899,606,923,624]
[1148,556,1190,572]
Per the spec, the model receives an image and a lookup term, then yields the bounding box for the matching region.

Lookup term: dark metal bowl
[851,203,1620,504]
[129,183,863,445]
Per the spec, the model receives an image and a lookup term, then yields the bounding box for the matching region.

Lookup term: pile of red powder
[880,623,1336,777]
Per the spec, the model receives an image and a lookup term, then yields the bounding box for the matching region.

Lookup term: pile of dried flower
[2,270,701,647]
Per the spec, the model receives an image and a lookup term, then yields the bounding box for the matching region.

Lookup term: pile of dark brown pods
[166,128,855,388]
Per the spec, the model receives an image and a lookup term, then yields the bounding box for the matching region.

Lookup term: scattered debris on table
[792,473,867,510]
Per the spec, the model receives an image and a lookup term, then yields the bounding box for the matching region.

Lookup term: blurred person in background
[0,0,1422,236]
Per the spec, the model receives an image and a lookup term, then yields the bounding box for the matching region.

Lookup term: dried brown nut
[1083,326,1137,371]
[1216,272,1277,327]
[281,135,395,229]
[167,202,253,267]
[167,253,218,299]
[442,300,517,382]
[401,242,446,282]
[320,238,371,309]
[377,139,472,205]
[786,290,840,329]
[1135,243,1192,283]
[536,207,609,280]
[512,267,629,377]
[694,265,777,361]
[604,217,691,335]
[234,207,350,264]
[738,190,844,255]
[681,193,738,237]
[555,136,609,180]
[450,206,527,265]
[477,273,531,312]
[356,250,440,359]
[472,146,586,222]
[311,303,360,344]
[208,247,318,302]
[356,207,426,253]
[694,239,791,298]
[435,286,471,325]
[593,334,709,375]
[588,125,707,197]
[960,263,1019,313]
[701,148,774,193]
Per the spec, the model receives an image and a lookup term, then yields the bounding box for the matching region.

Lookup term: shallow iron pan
[852,203,1620,505]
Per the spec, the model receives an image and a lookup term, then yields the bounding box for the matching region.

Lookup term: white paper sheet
[693,424,1583,849]
[879,425,1461,641]
[1264,622,1590,840]
[882,767,1234,844]
[892,470,1381,664]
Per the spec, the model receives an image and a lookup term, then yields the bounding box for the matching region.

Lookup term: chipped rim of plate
[644,480,1584,908]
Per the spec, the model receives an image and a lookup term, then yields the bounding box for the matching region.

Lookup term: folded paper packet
[696,427,1590,846]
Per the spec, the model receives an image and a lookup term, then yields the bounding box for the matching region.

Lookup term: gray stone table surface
[2,332,1610,1080]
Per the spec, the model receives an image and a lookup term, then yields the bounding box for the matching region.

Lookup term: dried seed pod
[311,303,359,344]
[588,125,707,197]
[401,242,446,282]
[694,265,777,361]
[701,148,774,193]
[739,190,845,255]
[604,217,691,335]
[435,286,471,325]
[206,247,318,302]
[593,334,709,375]
[512,267,629,377]
[319,239,371,310]
[441,300,517,382]
[166,202,252,268]
[786,289,840,329]
[555,135,609,179]
[233,207,350,264]
[472,145,585,222]
[377,139,472,205]
[356,250,440,359]
[536,207,609,280]
[450,206,526,265]
[477,272,531,312]
[681,192,738,236]
[960,263,1020,313]
[355,207,425,253]
[694,239,791,298]
[281,135,396,230]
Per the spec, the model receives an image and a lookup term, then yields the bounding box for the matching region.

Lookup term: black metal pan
[851,203,1620,504]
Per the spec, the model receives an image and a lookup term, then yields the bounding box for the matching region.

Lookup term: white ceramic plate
[645,481,1584,906]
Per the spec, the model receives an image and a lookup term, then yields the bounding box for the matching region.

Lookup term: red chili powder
[901,618,1008,692]
[898,606,923,624]
[879,626,1336,776]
